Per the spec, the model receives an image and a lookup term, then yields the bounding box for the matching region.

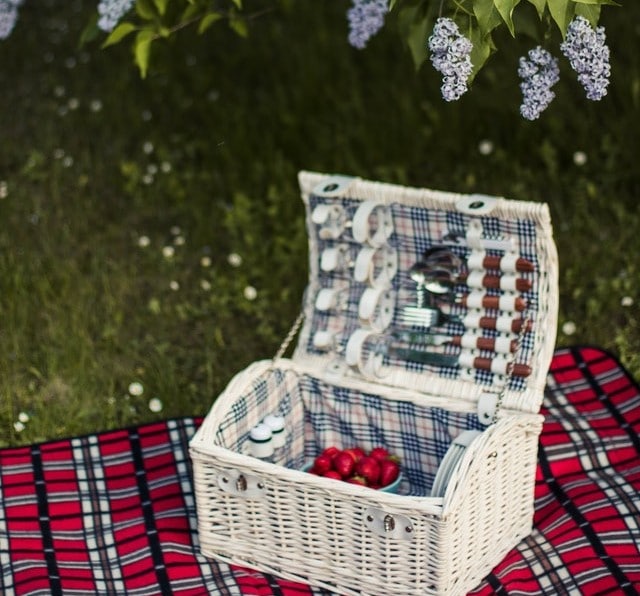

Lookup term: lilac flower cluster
[0,0,23,41]
[98,0,135,33]
[560,16,610,101]
[518,46,560,121]
[427,18,473,102]
[347,0,388,50]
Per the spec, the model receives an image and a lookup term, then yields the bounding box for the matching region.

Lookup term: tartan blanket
[0,346,638,595]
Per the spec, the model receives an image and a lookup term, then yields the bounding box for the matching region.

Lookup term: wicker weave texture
[190,361,543,595]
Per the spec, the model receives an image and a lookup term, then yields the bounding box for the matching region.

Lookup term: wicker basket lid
[292,171,559,416]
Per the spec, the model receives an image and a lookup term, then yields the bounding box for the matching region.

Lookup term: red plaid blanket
[1,346,639,595]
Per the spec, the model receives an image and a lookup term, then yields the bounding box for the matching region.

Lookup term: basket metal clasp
[217,469,267,498]
[363,507,414,540]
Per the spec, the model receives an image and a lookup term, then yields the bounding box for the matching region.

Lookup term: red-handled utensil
[458,271,532,292]
[458,293,527,312]
[476,255,535,273]
[390,347,531,377]
[393,331,517,353]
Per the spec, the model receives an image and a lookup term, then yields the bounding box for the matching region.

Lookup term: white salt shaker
[249,423,274,460]
[263,414,286,449]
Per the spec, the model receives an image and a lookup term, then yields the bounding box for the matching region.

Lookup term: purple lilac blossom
[427,18,473,102]
[0,0,23,40]
[98,0,135,33]
[560,16,610,101]
[518,46,560,121]
[347,0,388,50]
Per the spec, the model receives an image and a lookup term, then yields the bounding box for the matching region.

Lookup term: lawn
[0,0,638,446]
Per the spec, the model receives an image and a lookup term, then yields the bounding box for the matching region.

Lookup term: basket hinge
[363,508,414,540]
[477,392,499,426]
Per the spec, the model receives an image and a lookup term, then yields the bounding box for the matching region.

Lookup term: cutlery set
[309,194,534,382]
[396,241,533,378]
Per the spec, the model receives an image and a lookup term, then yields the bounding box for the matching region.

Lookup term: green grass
[0,0,638,446]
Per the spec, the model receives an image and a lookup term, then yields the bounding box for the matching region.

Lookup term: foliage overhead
[74,0,619,81]
[0,0,619,116]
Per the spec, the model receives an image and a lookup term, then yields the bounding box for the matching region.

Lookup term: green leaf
[547,0,575,35]
[467,26,495,82]
[574,2,601,24]
[230,0,242,8]
[525,0,546,18]
[152,0,168,16]
[513,1,544,38]
[494,0,522,36]
[572,0,618,4]
[198,12,223,34]
[102,22,137,48]
[397,3,435,70]
[78,13,100,47]
[134,30,155,78]
[136,0,157,20]
[229,17,248,38]
[181,3,202,20]
[473,0,503,36]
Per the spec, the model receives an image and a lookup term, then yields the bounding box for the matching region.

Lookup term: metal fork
[401,306,461,328]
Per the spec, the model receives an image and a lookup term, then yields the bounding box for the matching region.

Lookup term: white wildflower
[573,151,587,166]
[478,140,494,155]
[148,397,163,413]
[128,381,144,396]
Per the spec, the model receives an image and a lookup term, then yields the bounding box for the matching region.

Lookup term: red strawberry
[356,456,381,486]
[344,447,365,463]
[379,458,400,487]
[347,476,367,486]
[321,446,340,461]
[333,451,356,479]
[323,470,342,481]
[312,454,332,475]
[369,447,390,462]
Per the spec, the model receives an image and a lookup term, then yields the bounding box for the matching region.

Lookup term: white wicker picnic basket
[190,171,559,595]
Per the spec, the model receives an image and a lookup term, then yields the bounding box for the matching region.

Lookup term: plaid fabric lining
[0,346,638,594]
[301,375,483,495]
[306,194,541,393]
[211,367,483,495]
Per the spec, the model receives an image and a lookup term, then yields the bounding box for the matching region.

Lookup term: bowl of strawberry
[303,446,402,493]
